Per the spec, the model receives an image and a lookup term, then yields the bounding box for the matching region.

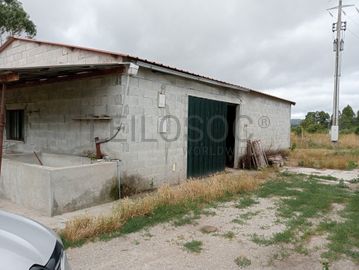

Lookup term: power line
[341,10,359,40]
[343,12,359,27]
[347,28,359,40]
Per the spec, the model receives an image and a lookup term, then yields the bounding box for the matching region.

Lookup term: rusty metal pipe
[95,137,103,159]
[94,126,121,159]
[33,151,43,166]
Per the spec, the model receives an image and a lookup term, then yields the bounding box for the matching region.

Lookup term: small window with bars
[6,109,25,141]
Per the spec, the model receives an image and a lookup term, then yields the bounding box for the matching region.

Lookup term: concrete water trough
[0,152,120,216]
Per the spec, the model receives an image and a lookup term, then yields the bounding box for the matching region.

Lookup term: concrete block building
[0,37,295,192]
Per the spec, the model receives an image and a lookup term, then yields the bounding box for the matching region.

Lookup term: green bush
[346,161,358,170]
[292,126,302,136]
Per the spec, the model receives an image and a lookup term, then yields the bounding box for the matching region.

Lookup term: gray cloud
[21,0,359,118]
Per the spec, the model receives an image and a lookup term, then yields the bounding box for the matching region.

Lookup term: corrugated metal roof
[0,37,295,105]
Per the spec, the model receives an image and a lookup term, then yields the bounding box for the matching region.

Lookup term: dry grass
[60,170,272,246]
[289,133,359,170]
[288,148,359,170]
[291,133,359,150]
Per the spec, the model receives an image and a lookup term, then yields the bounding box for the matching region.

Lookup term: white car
[0,210,71,270]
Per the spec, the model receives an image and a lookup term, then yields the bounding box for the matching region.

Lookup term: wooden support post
[0,83,6,176]
[0,72,19,176]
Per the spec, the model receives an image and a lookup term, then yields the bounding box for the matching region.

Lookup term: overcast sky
[20,0,359,118]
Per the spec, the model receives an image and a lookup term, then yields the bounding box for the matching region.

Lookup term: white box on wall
[158,93,166,108]
[158,117,167,133]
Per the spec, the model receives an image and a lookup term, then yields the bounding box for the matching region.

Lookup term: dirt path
[67,197,357,270]
[283,167,359,182]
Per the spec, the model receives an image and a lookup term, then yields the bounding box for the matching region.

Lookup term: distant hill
[291,119,303,127]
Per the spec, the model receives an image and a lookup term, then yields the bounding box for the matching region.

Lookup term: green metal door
[187,96,228,178]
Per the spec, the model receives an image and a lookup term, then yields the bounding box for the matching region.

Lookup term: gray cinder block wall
[0,39,122,67]
[1,39,292,189]
[0,158,118,216]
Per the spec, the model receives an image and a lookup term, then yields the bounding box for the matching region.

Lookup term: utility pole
[328,0,356,143]
[331,0,344,143]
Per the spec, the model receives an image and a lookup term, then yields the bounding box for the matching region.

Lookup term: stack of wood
[245,140,268,170]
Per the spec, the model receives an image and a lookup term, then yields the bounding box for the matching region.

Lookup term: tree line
[294,105,359,135]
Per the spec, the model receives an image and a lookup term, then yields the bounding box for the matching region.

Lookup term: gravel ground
[1,167,358,269]
[67,197,357,270]
[0,198,114,230]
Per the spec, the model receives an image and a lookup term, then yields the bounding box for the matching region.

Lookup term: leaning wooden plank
[246,140,253,169]
[252,141,264,168]
[253,140,268,168]
[250,142,260,169]
[258,140,269,166]
[248,140,256,169]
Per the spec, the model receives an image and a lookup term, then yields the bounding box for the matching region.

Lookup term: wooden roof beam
[0,72,19,83]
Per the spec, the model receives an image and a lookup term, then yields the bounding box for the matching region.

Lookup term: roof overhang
[251,90,296,106]
[0,63,126,88]
[136,61,295,105]
[136,60,250,92]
